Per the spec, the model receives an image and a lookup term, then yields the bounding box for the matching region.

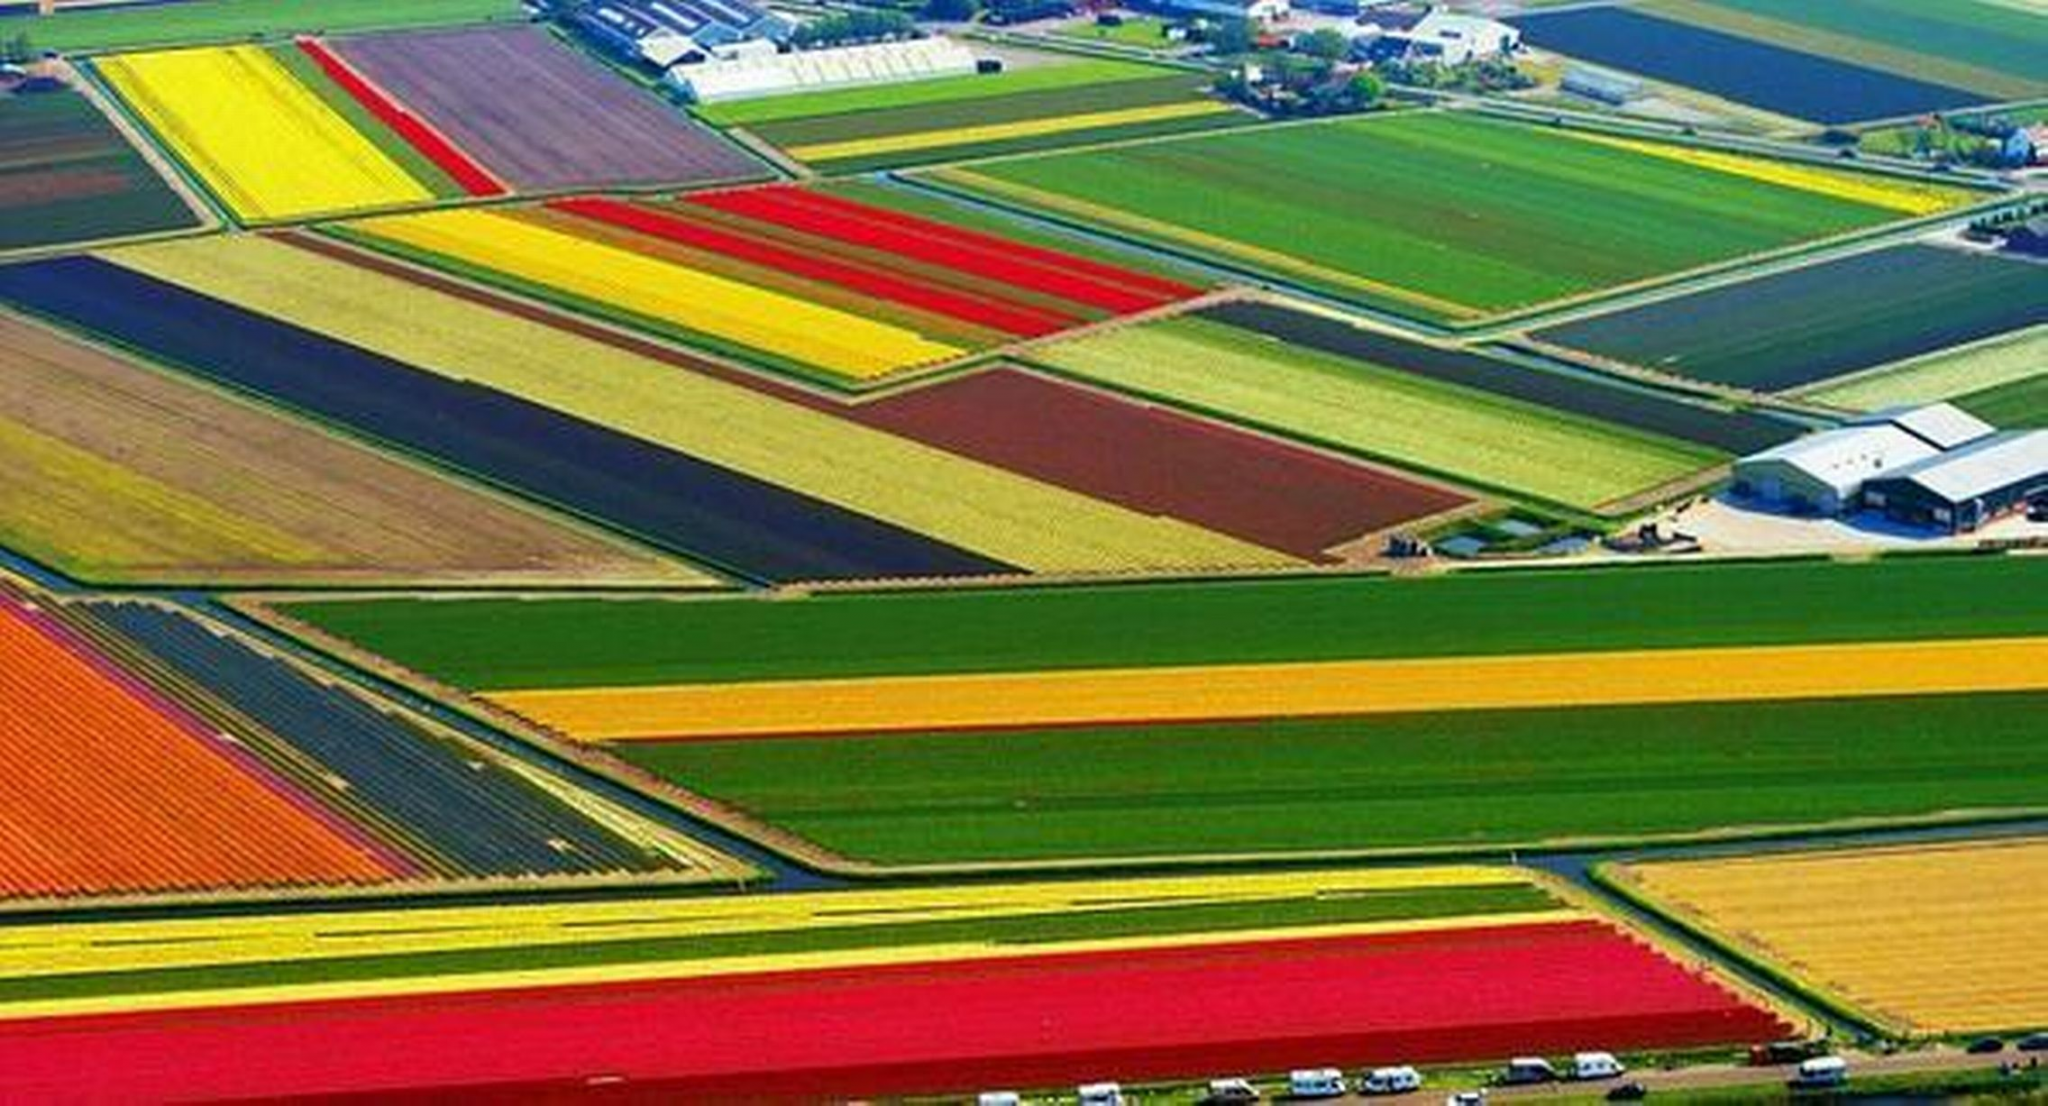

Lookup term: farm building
[1561,66,1641,105]
[1372,10,1519,65]
[1731,403,1997,516]
[1153,0,1291,25]
[1862,431,2048,533]
[669,37,979,102]
[574,0,794,69]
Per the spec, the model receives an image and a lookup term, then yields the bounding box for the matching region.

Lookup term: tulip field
[0,866,1793,1100]
[1611,839,2048,1035]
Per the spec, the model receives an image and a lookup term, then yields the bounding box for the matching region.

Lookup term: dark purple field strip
[1509,7,1987,124]
[333,26,762,191]
[1201,302,1802,455]
[0,257,1012,584]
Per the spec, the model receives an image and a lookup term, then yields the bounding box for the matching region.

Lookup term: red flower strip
[295,38,506,198]
[689,186,1198,314]
[550,197,1076,337]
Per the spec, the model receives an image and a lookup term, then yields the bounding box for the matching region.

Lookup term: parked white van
[1792,1056,1849,1088]
[1289,1068,1348,1098]
[1363,1065,1424,1094]
[977,1093,1022,1106]
[1077,1081,1124,1105]
[1501,1057,1558,1085]
[1573,1052,1627,1080]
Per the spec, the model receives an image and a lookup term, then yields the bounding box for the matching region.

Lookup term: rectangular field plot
[0,313,701,588]
[1613,838,2048,1034]
[96,44,447,221]
[1956,371,2048,428]
[0,889,1787,1100]
[1,238,1292,580]
[616,692,2048,864]
[0,590,399,901]
[1531,245,2048,394]
[3,0,524,54]
[927,113,1977,321]
[1029,315,1722,512]
[742,66,1247,173]
[331,26,761,193]
[270,555,2048,690]
[1810,327,2047,413]
[1509,6,1994,124]
[1638,0,2048,103]
[0,87,196,252]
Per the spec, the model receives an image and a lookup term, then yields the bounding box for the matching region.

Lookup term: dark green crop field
[1532,245,2048,392]
[278,555,2048,690]
[0,89,195,251]
[928,112,1922,322]
[617,691,2048,863]
[1957,372,2048,428]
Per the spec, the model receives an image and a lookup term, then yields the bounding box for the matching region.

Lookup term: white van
[1205,1076,1260,1102]
[1792,1056,1848,1088]
[1363,1065,1423,1094]
[1289,1068,1348,1098]
[1502,1057,1558,1085]
[1573,1052,1627,1080]
[1077,1082,1124,1106]
[978,1094,1023,1106]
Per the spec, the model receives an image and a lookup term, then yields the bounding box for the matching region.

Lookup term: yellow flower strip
[491,636,2048,741]
[932,167,1483,319]
[0,867,1549,1018]
[351,208,961,380]
[1620,840,2048,1034]
[0,911,1577,1023]
[98,46,432,221]
[1558,131,1975,217]
[105,236,1293,575]
[787,100,1233,163]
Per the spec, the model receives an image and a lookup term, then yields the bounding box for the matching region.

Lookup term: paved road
[1468,1046,2040,1101]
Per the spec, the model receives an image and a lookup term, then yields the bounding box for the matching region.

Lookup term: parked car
[1500,1057,1558,1085]
[2018,1032,2048,1052]
[1573,1052,1627,1081]
[1362,1065,1422,1095]
[978,1093,1022,1106]
[1200,1076,1260,1103]
[1789,1056,1848,1089]
[1078,1082,1124,1106]
[1967,1037,2007,1054]
[1445,1092,1487,1106]
[1606,1082,1649,1101]
[1288,1068,1347,1098]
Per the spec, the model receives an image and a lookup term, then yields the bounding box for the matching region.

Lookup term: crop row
[0,87,196,253]
[0,920,1788,1101]
[292,37,503,197]
[0,591,397,900]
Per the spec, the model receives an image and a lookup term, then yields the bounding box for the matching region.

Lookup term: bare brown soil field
[0,314,707,586]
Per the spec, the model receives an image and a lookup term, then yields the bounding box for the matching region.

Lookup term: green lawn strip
[1031,318,1717,509]
[0,91,196,250]
[939,112,1903,318]
[817,179,1212,287]
[274,554,2048,690]
[1955,371,2048,427]
[1052,17,1174,50]
[1807,326,2048,412]
[697,57,1167,127]
[798,106,1247,175]
[323,225,860,390]
[266,45,463,200]
[751,72,1215,148]
[617,691,2048,864]
[1643,0,2048,100]
[0,884,1547,1005]
[9,0,526,55]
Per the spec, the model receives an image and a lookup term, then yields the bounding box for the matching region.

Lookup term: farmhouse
[1862,431,2048,533]
[1730,402,1997,516]
[669,37,979,102]
[1371,10,1519,65]
[574,0,794,69]
[1151,0,1291,25]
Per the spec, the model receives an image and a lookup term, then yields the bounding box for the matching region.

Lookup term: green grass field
[929,113,1920,321]
[695,56,1165,127]
[3,0,525,54]
[1031,317,1718,510]
[1644,0,2048,100]
[1957,372,2048,427]
[1807,326,2046,412]
[1052,16,1176,50]
[275,554,2048,690]
[617,691,2048,863]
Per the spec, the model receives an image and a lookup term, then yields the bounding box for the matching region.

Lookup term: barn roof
[1738,425,1939,498]
[1868,430,2048,503]
[1852,402,1995,451]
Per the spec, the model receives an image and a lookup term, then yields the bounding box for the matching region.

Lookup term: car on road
[1606,1081,1649,1101]
[1789,1056,1848,1089]
[1445,1092,1487,1106]
[1500,1057,1559,1085]
[1288,1068,1347,1098]
[1967,1037,2006,1054]
[2019,1033,2048,1052]
[1078,1081,1124,1106]
[1362,1065,1423,1095]
[1200,1076,1260,1103]
[1573,1052,1627,1080]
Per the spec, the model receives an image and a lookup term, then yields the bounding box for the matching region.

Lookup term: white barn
[670,37,981,103]
[1730,402,1996,515]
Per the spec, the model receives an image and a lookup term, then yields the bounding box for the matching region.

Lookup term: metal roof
[1738,425,1939,497]
[1852,402,1995,451]
[1867,430,2048,503]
